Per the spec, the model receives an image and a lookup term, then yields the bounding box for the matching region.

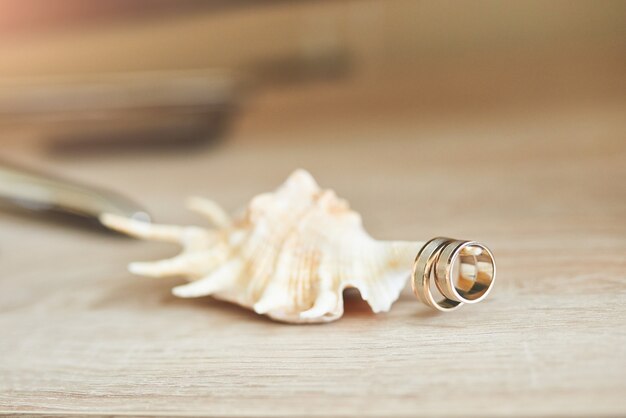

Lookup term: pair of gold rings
[412,237,496,311]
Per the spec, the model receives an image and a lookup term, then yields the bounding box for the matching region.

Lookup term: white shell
[101,170,423,323]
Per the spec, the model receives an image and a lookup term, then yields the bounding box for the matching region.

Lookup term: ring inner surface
[452,244,494,301]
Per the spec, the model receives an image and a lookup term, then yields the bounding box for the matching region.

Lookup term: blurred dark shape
[246,48,353,89]
[0,44,352,156]
[48,107,234,157]
[0,71,237,156]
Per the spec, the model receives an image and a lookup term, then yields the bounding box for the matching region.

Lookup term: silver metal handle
[0,162,150,224]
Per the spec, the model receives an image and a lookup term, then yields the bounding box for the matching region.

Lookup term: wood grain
[1,89,625,416]
[0,5,625,414]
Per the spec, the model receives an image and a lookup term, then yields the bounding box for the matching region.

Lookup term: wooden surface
[1,19,626,415]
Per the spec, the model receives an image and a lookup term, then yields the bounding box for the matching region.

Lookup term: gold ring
[411,237,496,312]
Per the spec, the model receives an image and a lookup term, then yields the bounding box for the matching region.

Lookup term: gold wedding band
[412,237,496,312]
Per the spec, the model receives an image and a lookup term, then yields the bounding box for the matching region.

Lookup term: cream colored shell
[101,170,424,323]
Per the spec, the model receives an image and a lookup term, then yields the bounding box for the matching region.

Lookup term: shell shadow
[342,288,377,318]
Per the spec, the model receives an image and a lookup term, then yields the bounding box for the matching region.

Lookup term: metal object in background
[0,161,150,228]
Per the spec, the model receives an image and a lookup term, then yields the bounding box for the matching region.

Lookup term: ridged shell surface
[102,170,422,323]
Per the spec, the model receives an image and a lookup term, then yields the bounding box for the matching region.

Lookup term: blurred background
[0,0,624,247]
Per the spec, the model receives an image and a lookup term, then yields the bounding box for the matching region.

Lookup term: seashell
[101,170,425,323]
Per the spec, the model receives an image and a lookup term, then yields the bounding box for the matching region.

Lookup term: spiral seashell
[101,169,425,323]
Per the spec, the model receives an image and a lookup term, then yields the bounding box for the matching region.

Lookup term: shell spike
[100,213,185,243]
[186,196,232,228]
[128,252,214,278]
[299,291,338,320]
[172,259,242,298]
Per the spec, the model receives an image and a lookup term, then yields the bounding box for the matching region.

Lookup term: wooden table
[1,68,625,417]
